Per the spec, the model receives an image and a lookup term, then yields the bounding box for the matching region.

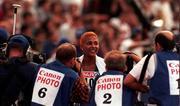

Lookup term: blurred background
[0,0,179,61]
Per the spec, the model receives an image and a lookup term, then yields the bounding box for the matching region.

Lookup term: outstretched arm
[124,74,149,93]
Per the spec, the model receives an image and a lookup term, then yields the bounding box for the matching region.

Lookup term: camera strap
[138,53,153,83]
[135,53,153,106]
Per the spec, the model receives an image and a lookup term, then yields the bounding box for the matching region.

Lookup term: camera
[123,51,143,74]
[125,55,134,74]
[26,50,46,64]
[123,52,138,74]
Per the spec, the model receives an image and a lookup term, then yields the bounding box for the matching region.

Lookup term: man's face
[81,36,99,57]
[9,48,23,58]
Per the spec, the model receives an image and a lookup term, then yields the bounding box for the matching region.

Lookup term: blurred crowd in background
[0,0,179,62]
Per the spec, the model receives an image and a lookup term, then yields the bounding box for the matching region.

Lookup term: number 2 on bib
[103,93,112,104]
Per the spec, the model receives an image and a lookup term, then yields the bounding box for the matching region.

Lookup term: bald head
[156,31,174,40]
[56,43,77,63]
[155,30,175,51]
[104,50,126,71]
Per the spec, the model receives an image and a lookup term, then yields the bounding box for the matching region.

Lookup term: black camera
[125,55,134,74]
[123,52,136,74]
[26,50,46,64]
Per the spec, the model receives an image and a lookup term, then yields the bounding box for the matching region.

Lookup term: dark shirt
[0,57,38,106]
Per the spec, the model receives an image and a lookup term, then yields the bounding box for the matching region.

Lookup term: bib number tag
[95,75,123,106]
[167,60,179,95]
[82,71,99,89]
[32,67,64,106]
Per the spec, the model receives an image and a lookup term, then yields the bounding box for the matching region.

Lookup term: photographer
[124,31,180,106]
[89,50,135,106]
[0,34,38,106]
[31,43,89,106]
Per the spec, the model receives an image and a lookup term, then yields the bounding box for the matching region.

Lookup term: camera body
[125,55,134,74]
[26,50,46,64]
[0,44,46,64]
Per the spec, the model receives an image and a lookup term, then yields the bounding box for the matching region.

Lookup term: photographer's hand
[124,51,141,63]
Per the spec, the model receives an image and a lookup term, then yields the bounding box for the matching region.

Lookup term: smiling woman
[78,31,106,91]
[80,32,99,57]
